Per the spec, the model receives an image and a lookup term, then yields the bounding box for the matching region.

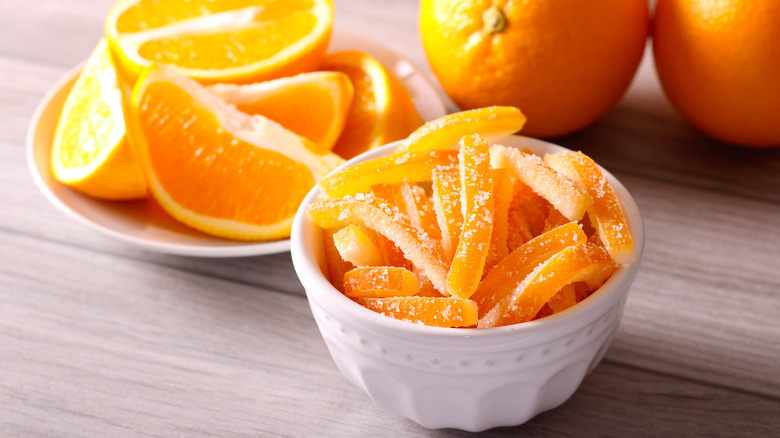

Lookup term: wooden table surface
[2,0,779,436]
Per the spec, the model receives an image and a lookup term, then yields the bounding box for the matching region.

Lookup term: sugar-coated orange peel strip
[355,296,479,328]
[318,150,458,198]
[544,151,635,264]
[470,222,587,318]
[323,228,354,292]
[447,135,494,299]
[546,284,578,314]
[490,145,592,221]
[431,165,463,262]
[308,194,449,294]
[399,182,442,242]
[479,243,616,328]
[485,168,512,274]
[395,106,527,153]
[332,224,384,267]
[344,266,420,298]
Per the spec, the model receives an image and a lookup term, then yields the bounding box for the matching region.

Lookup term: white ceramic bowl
[290,135,644,431]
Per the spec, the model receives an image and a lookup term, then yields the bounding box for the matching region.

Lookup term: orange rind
[344,266,419,298]
[447,135,494,299]
[333,224,384,267]
[479,243,616,328]
[355,296,478,328]
[431,165,463,262]
[491,145,592,221]
[396,106,526,152]
[307,194,449,294]
[318,150,459,198]
[470,222,587,318]
[545,151,635,264]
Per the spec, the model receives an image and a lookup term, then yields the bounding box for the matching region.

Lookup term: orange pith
[138,82,314,224]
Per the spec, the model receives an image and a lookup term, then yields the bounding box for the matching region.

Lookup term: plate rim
[26,28,447,258]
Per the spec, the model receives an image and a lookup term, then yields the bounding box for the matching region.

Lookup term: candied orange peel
[307,109,634,328]
[544,151,635,264]
[344,266,420,298]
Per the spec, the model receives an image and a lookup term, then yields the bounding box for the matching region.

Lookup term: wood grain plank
[2,233,778,437]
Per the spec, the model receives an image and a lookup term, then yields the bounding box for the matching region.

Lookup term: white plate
[26,29,448,257]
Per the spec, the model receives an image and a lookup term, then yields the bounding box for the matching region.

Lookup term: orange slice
[447,135,494,299]
[485,168,512,274]
[307,194,449,294]
[51,39,147,200]
[479,243,616,328]
[323,51,423,159]
[470,222,587,318]
[332,224,384,267]
[344,266,419,298]
[545,151,635,264]
[128,65,339,240]
[396,106,526,152]
[318,149,458,198]
[323,227,354,292]
[209,71,353,153]
[490,145,592,221]
[431,165,463,261]
[105,0,334,84]
[355,297,478,328]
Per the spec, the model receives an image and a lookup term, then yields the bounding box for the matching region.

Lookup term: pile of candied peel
[307,107,634,328]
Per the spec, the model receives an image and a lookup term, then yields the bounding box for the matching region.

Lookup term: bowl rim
[291,135,644,341]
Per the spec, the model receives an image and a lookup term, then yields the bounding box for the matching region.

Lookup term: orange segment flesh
[323,227,354,292]
[490,145,592,221]
[447,135,494,299]
[106,0,334,84]
[209,71,353,153]
[332,224,384,267]
[51,39,147,200]
[431,165,463,262]
[485,168,512,274]
[307,194,449,294]
[344,266,419,298]
[396,106,526,152]
[318,150,458,198]
[545,151,635,264]
[323,51,423,159]
[470,222,587,318]
[479,243,616,328]
[355,297,478,328]
[129,65,335,240]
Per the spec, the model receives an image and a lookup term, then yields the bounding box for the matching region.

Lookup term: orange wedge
[355,296,478,328]
[545,151,635,264]
[471,222,587,319]
[128,65,339,241]
[105,0,334,84]
[344,266,420,298]
[318,149,458,198]
[332,224,384,267]
[51,39,147,200]
[323,51,423,159]
[490,145,592,221]
[447,135,494,299]
[479,243,616,328]
[209,71,353,153]
[431,165,463,262]
[307,194,449,294]
[396,106,526,152]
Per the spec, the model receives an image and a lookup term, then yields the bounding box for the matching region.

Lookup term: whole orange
[420,0,649,138]
[653,0,780,148]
